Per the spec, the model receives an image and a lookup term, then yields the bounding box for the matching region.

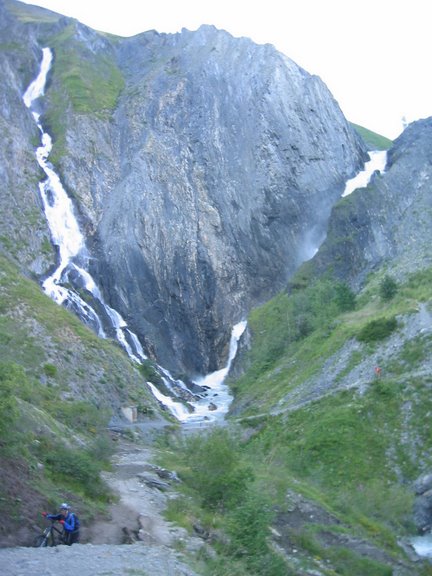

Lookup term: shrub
[247,278,356,371]
[44,445,110,500]
[226,489,273,557]
[0,362,34,452]
[335,282,356,311]
[0,363,21,444]
[357,317,397,343]
[379,275,398,301]
[45,400,110,434]
[182,428,254,511]
[139,360,163,385]
[43,363,57,377]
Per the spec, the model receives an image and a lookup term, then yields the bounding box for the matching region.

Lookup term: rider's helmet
[60,503,70,510]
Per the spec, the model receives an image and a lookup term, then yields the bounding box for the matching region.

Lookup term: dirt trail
[86,439,196,548]
[0,435,204,576]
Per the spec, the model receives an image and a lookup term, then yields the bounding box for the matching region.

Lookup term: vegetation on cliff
[43,24,124,162]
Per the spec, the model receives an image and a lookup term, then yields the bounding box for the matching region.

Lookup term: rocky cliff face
[0,0,368,376]
[307,117,432,289]
[0,0,55,276]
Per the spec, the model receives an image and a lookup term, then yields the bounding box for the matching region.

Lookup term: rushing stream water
[410,533,432,559]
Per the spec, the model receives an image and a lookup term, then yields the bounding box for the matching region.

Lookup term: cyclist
[42,502,80,545]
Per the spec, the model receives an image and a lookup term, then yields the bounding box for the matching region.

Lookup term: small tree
[335,282,356,312]
[379,275,398,301]
[226,489,273,557]
[183,427,254,510]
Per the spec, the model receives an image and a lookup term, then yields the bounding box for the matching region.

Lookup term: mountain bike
[34,520,67,547]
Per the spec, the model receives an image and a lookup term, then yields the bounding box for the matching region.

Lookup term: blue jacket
[47,511,80,533]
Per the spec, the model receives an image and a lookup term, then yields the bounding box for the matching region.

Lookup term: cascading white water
[23,47,145,363]
[143,320,247,426]
[342,150,387,197]
[162,320,247,427]
[410,534,432,558]
[22,46,247,426]
[22,49,391,428]
[303,149,388,263]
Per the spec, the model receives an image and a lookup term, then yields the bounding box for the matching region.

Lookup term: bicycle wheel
[34,534,49,547]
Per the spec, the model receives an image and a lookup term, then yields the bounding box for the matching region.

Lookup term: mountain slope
[351,122,393,150]
[1,1,432,571]
[0,252,168,546]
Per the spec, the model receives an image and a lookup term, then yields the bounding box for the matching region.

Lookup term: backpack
[68,512,80,531]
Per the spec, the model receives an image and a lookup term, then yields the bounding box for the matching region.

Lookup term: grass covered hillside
[351,122,393,150]
[156,269,432,576]
[0,253,166,546]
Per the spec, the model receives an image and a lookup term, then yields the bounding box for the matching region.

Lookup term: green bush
[335,282,356,311]
[182,428,254,511]
[357,317,397,342]
[379,275,398,301]
[44,400,110,434]
[0,362,34,452]
[87,434,115,464]
[247,278,357,372]
[139,360,163,385]
[43,363,57,377]
[0,363,21,444]
[226,489,274,557]
[44,445,110,500]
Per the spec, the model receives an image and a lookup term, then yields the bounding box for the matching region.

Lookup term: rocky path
[0,436,204,576]
[0,543,199,576]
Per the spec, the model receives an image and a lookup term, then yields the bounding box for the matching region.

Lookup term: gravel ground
[0,543,199,576]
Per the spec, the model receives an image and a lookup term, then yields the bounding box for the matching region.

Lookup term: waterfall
[188,320,247,425]
[23,47,246,426]
[23,47,145,363]
[342,150,387,197]
[302,149,388,263]
[141,320,247,426]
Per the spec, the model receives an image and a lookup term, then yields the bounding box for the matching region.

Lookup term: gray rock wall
[308,117,432,290]
[87,27,367,374]
[0,0,54,275]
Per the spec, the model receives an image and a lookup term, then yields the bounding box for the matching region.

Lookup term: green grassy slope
[0,252,165,543]
[351,122,393,150]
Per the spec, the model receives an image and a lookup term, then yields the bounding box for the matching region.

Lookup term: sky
[21,0,432,140]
